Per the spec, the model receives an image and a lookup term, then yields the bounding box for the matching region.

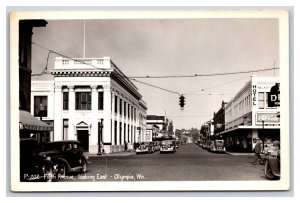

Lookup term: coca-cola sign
[256,113,280,123]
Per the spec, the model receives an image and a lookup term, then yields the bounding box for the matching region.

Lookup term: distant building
[145,124,159,142]
[31,57,147,154]
[146,115,166,131]
[223,76,280,152]
[213,101,227,137]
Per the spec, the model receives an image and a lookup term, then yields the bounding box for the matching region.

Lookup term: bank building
[31,57,148,154]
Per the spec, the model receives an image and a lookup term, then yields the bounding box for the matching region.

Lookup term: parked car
[152,141,160,152]
[136,142,154,154]
[264,144,280,180]
[42,140,88,176]
[209,140,226,153]
[20,138,54,182]
[160,140,176,153]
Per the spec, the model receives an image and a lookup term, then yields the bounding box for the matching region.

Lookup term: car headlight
[40,153,46,158]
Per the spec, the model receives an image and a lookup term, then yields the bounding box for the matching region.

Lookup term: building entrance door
[77,130,89,151]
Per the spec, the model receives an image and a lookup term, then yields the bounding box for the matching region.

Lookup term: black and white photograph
[10,10,290,192]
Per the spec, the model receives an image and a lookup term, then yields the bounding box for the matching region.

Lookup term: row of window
[113,120,136,145]
[63,92,104,110]
[225,91,279,122]
[63,92,138,121]
[114,95,137,121]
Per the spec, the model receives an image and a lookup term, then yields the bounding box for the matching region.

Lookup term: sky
[31,18,279,129]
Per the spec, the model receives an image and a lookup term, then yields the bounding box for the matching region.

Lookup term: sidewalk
[225,151,254,156]
[84,150,136,158]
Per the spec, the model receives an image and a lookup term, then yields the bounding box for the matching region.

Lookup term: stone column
[91,85,98,153]
[125,102,129,142]
[116,95,120,145]
[68,86,75,140]
[103,85,112,152]
[120,98,125,145]
[111,91,115,146]
[129,105,132,143]
[54,85,62,141]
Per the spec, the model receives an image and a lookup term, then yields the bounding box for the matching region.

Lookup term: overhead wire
[127,67,279,79]
[184,76,250,95]
[130,79,180,95]
[32,42,101,69]
[31,50,53,76]
[32,41,278,96]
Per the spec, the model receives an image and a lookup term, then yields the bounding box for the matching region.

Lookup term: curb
[225,151,254,156]
[85,152,136,158]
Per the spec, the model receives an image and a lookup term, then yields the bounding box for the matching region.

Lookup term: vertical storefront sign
[252,84,257,106]
[267,83,280,107]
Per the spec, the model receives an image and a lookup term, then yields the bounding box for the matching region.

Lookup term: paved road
[61,143,267,182]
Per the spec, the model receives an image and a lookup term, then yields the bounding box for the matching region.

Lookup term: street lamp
[97,119,103,155]
[262,120,265,148]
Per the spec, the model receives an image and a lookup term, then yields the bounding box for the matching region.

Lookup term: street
[60,143,267,182]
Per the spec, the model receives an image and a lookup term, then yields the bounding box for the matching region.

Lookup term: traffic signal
[179,95,185,110]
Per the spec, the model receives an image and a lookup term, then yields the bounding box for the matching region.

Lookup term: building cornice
[51,69,111,77]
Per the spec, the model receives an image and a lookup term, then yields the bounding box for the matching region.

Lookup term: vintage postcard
[10,10,289,191]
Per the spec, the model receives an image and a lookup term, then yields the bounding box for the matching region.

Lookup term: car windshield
[162,141,173,145]
[43,142,65,152]
[20,139,39,154]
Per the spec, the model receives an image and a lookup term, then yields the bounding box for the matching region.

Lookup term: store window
[34,96,48,117]
[258,92,265,109]
[75,92,91,110]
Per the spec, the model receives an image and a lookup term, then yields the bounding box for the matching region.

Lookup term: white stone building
[31,57,147,154]
[223,76,280,151]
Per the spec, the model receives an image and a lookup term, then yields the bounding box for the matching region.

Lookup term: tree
[167,120,174,136]
[190,128,200,142]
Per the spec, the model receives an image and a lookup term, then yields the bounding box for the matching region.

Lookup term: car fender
[80,155,87,163]
[267,157,280,176]
[54,158,71,170]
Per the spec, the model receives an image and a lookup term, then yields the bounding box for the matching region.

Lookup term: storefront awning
[19,110,52,131]
[220,125,280,135]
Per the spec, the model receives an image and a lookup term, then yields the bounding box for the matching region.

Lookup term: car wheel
[80,159,87,173]
[57,163,66,177]
[264,161,275,180]
[44,165,54,182]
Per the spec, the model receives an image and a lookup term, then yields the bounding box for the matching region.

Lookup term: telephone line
[32,42,100,69]
[130,79,180,95]
[127,67,279,79]
[32,42,279,79]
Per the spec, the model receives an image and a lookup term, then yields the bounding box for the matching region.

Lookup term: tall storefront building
[31,57,147,154]
[223,76,280,152]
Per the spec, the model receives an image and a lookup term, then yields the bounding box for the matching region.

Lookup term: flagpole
[83,20,86,58]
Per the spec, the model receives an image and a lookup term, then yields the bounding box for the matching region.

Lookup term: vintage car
[136,142,154,154]
[160,140,176,153]
[152,141,160,152]
[42,140,88,176]
[209,140,226,153]
[20,138,54,182]
[264,142,280,180]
